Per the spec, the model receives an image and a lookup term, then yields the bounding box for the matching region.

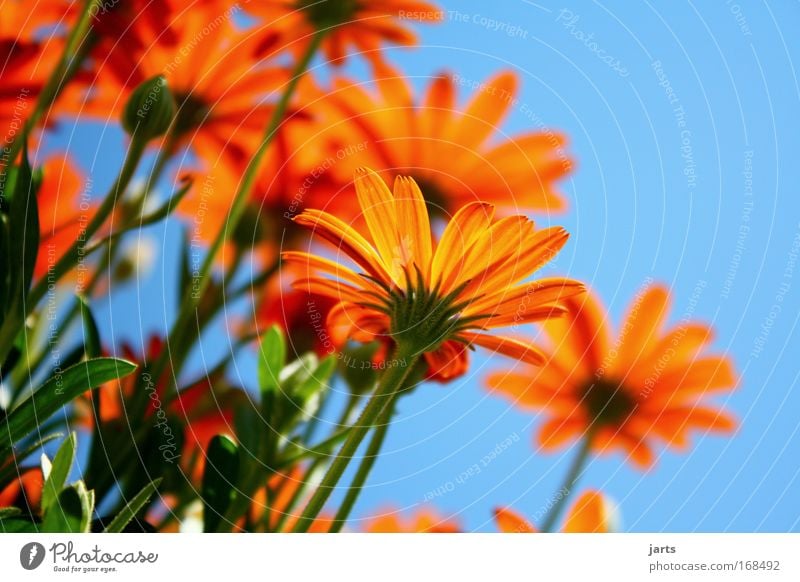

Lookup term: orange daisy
[285,168,583,381]
[245,0,442,68]
[363,506,461,532]
[486,284,738,468]
[494,490,615,533]
[304,66,573,215]
[72,10,288,169]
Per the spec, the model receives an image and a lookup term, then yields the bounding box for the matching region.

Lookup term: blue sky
[48,1,800,531]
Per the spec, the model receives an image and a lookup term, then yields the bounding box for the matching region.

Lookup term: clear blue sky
[47,1,800,532]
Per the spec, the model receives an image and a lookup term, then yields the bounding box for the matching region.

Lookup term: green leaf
[8,144,40,303]
[42,481,93,533]
[258,326,285,395]
[0,147,40,340]
[295,355,336,402]
[0,517,38,532]
[41,432,77,512]
[78,296,102,358]
[201,435,239,533]
[0,507,22,519]
[103,478,162,533]
[0,357,136,453]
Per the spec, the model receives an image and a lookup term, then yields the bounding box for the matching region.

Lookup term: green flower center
[368,269,477,355]
[298,0,360,28]
[580,379,637,427]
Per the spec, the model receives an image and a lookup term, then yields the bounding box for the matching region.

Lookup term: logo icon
[19,542,45,570]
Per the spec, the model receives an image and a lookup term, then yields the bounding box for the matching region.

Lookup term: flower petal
[354,167,399,278]
[393,175,433,277]
[293,209,392,284]
[431,201,495,291]
[494,507,536,533]
[562,491,613,533]
[460,331,546,366]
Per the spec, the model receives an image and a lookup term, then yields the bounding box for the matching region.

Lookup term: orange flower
[304,66,573,215]
[73,10,288,170]
[363,506,460,532]
[177,109,325,255]
[245,0,442,68]
[34,155,89,281]
[0,0,72,41]
[258,285,338,357]
[486,284,738,468]
[0,1,72,152]
[494,490,615,533]
[285,169,583,381]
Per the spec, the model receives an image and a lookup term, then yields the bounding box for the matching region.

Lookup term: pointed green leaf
[41,432,77,512]
[0,357,136,453]
[258,326,285,395]
[103,478,162,533]
[78,296,101,358]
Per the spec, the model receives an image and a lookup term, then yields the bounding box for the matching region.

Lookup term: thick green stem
[293,344,419,533]
[149,29,325,394]
[272,391,363,533]
[328,395,397,532]
[540,431,594,533]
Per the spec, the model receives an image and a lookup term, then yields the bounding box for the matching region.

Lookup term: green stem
[278,426,351,469]
[540,430,594,533]
[328,394,398,533]
[272,391,363,533]
[4,0,100,167]
[293,344,419,533]
[148,29,325,394]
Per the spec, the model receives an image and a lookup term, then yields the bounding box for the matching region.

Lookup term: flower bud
[122,75,176,140]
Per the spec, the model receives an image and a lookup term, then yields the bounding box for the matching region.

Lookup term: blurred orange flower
[494,490,615,533]
[486,284,738,468]
[34,155,89,281]
[177,109,326,255]
[245,0,442,68]
[0,0,72,38]
[363,506,461,532]
[304,66,573,215]
[74,10,288,169]
[286,169,583,381]
[0,468,43,513]
[0,1,72,153]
